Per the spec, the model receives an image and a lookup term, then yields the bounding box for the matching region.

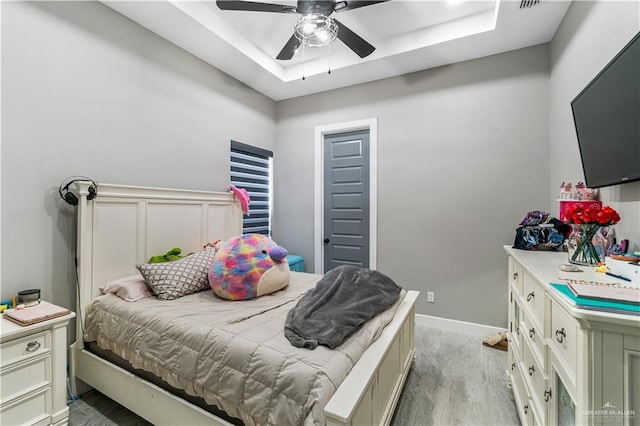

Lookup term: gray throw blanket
[285,265,402,350]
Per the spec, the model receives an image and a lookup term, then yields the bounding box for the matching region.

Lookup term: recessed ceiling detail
[102,0,571,100]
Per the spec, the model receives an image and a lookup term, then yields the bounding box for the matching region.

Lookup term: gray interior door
[323,129,370,272]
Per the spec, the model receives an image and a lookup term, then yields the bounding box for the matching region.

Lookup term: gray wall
[274,45,551,327]
[2,0,637,335]
[549,1,640,251]
[1,2,276,318]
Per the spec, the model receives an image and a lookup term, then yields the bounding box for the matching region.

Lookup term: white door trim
[314,118,378,274]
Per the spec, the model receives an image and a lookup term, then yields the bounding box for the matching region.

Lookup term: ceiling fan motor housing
[297,0,336,16]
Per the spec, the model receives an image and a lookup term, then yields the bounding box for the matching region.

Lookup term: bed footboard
[324,290,419,426]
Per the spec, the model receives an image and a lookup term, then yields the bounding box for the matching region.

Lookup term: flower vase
[567,224,606,266]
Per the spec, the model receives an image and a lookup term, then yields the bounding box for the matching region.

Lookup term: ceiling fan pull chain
[302,43,306,80]
[327,43,331,74]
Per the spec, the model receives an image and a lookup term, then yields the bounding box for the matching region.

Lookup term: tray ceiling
[102,0,572,100]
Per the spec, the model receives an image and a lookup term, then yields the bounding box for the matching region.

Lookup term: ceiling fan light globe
[301,21,316,36]
[316,29,329,42]
[294,14,337,47]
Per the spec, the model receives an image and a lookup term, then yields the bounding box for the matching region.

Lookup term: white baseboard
[416,314,506,338]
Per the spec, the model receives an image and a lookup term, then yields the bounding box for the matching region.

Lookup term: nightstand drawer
[0,385,51,426]
[1,354,50,403]
[0,331,50,368]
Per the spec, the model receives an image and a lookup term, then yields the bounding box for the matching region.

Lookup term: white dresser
[505,246,640,426]
[0,303,75,425]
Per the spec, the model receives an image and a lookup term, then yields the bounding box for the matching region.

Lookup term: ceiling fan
[216,0,389,60]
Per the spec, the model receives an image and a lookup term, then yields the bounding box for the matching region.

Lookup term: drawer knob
[26,341,41,352]
[528,365,535,376]
[513,272,519,280]
[511,362,516,371]
[555,327,566,343]
[529,328,535,339]
[526,291,535,302]
[544,389,552,402]
[524,404,529,415]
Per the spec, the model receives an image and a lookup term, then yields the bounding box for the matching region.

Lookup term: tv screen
[571,31,640,189]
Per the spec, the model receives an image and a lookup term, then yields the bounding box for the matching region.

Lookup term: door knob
[324,238,330,244]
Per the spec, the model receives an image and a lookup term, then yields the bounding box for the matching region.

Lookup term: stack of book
[551,280,640,315]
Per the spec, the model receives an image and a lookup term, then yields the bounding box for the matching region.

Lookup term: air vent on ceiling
[520,0,541,8]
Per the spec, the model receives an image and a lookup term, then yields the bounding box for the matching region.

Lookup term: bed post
[73,180,96,349]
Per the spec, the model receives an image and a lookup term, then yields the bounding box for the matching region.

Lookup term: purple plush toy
[209,234,290,300]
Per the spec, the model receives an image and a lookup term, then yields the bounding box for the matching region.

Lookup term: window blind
[230,141,273,236]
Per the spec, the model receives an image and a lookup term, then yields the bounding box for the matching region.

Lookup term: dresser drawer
[511,357,529,425]
[521,311,546,370]
[522,271,546,329]
[1,354,50,403]
[550,299,580,381]
[509,299,522,360]
[509,257,524,296]
[522,332,547,422]
[1,331,50,368]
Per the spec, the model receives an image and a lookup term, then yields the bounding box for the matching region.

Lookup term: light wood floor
[68,325,519,425]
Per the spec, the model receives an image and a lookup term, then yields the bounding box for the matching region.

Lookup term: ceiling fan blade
[276,34,301,60]
[334,19,375,58]
[333,0,389,12]
[216,0,297,13]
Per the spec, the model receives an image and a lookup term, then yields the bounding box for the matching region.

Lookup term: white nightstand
[0,302,75,425]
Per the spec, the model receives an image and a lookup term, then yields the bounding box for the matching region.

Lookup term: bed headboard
[74,182,242,342]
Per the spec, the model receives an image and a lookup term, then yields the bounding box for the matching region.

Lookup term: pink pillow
[102,274,154,302]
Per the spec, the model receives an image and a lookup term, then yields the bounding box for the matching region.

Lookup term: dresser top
[504,246,639,329]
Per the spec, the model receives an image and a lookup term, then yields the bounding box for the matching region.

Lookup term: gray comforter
[285,265,402,350]
[83,271,403,426]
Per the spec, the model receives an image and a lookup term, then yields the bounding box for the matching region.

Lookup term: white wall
[275,45,550,327]
[1,2,277,317]
[550,1,640,250]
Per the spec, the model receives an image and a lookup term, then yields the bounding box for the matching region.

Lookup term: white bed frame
[69,182,419,426]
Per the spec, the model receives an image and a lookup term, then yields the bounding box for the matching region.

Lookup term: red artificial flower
[564,203,620,225]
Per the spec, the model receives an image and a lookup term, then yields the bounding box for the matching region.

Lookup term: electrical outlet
[427,291,435,303]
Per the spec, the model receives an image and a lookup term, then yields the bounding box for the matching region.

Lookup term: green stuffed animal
[149,247,184,263]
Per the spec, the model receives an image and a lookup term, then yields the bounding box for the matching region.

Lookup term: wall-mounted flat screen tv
[571,31,640,189]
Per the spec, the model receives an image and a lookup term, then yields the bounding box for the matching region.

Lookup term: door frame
[314,118,378,274]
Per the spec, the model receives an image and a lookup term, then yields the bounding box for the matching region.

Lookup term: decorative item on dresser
[0,302,75,425]
[563,204,620,266]
[505,246,640,426]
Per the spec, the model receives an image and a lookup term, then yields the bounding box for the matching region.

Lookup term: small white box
[605,257,640,286]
